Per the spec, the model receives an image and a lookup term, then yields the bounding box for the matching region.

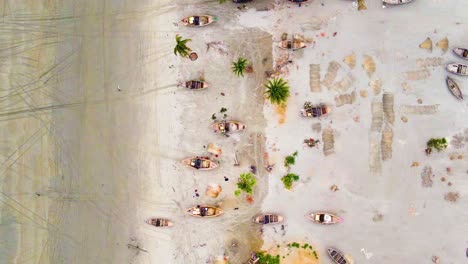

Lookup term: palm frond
[264,77,290,105]
[174,35,192,57]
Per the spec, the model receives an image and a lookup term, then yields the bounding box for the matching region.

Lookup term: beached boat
[146,218,173,227]
[382,0,414,5]
[308,212,341,225]
[446,63,468,76]
[183,80,209,90]
[233,0,252,3]
[253,214,284,225]
[181,157,218,170]
[212,120,246,134]
[446,76,463,100]
[453,47,468,60]
[181,15,217,27]
[287,0,309,3]
[277,40,306,51]
[185,206,223,218]
[327,248,348,264]
[300,102,331,117]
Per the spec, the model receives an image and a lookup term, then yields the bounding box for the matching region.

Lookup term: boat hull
[212,121,246,134]
[252,214,284,225]
[446,77,463,100]
[146,218,173,227]
[383,0,414,5]
[308,212,341,225]
[184,80,209,90]
[181,15,216,27]
[185,206,224,218]
[453,47,468,60]
[446,63,468,76]
[301,105,331,117]
[327,248,348,264]
[277,40,306,51]
[181,157,218,170]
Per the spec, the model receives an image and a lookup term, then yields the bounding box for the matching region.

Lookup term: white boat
[382,0,414,5]
[453,47,468,60]
[185,206,223,218]
[181,15,217,27]
[446,77,463,100]
[308,212,342,225]
[446,63,468,76]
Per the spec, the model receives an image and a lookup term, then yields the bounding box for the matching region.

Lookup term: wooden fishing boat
[252,214,284,225]
[185,206,223,218]
[446,76,463,100]
[382,0,414,5]
[233,0,252,3]
[277,40,306,51]
[212,120,246,134]
[301,102,331,117]
[327,248,348,264]
[181,157,218,170]
[446,63,468,76]
[145,218,173,227]
[287,0,309,3]
[183,80,209,90]
[181,15,217,27]
[308,212,341,225]
[453,47,468,60]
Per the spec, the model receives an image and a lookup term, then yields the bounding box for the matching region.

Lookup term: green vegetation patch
[257,252,280,264]
[234,173,256,196]
[284,151,298,168]
[264,77,290,105]
[427,137,448,151]
[281,173,299,190]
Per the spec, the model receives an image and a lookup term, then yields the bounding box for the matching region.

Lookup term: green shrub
[284,151,298,168]
[257,252,280,264]
[427,138,448,151]
[234,173,256,196]
[281,173,299,189]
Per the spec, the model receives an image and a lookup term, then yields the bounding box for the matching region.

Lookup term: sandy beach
[1,0,467,264]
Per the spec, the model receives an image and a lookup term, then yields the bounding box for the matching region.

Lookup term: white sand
[1,0,468,264]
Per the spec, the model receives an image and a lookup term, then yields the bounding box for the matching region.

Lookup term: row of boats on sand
[445,47,468,100]
[147,211,341,225]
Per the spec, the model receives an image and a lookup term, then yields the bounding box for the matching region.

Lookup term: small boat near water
[277,40,306,51]
[233,0,252,3]
[327,248,348,264]
[181,15,217,27]
[212,120,246,134]
[253,214,284,225]
[300,102,331,117]
[382,0,414,5]
[181,157,218,170]
[453,47,468,60]
[146,218,173,227]
[446,76,463,100]
[183,80,209,90]
[446,63,468,76]
[186,206,223,218]
[288,0,309,3]
[308,212,341,225]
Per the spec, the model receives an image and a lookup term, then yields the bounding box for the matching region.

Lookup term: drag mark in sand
[322,61,340,89]
[404,69,431,81]
[322,127,334,156]
[381,125,393,161]
[335,91,356,107]
[331,74,355,93]
[382,93,395,125]
[370,101,383,132]
[401,104,439,115]
[421,166,434,188]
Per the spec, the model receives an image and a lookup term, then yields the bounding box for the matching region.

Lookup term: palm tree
[264,77,290,105]
[231,57,248,77]
[174,35,192,57]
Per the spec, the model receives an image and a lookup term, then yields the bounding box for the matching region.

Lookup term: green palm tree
[174,35,192,57]
[232,57,248,77]
[264,77,290,105]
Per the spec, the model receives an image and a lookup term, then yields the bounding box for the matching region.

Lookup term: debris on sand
[419,37,433,52]
[369,79,382,96]
[401,104,439,115]
[335,91,356,107]
[322,61,341,88]
[276,104,287,124]
[362,55,376,78]
[206,184,222,198]
[206,41,228,55]
[330,185,339,192]
[383,93,394,124]
[404,69,431,80]
[207,143,222,156]
[372,212,383,222]
[322,128,335,156]
[436,37,449,53]
[381,125,393,161]
[371,101,383,132]
[444,192,459,203]
[411,162,419,167]
[401,116,408,123]
[332,74,355,93]
[310,64,321,92]
[360,90,368,98]
[431,256,440,264]
[357,0,367,10]
[343,52,356,69]
[421,166,434,188]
